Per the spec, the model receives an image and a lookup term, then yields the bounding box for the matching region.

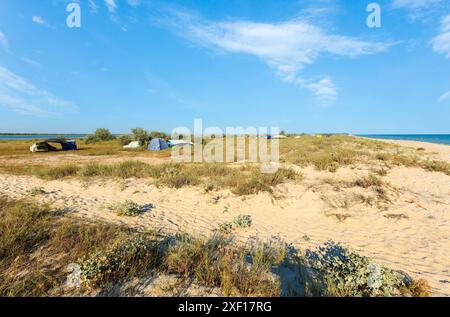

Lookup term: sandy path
[1,165,449,296]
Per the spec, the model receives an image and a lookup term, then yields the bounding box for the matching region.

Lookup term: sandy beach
[372,138,450,162]
[0,137,449,296]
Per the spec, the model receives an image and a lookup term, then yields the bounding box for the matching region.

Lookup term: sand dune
[1,158,449,295]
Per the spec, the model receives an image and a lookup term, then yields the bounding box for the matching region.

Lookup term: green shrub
[164,234,281,296]
[34,164,80,180]
[118,134,133,146]
[218,222,234,234]
[79,235,160,287]
[233,214,252,228]
[115,200,153,217]
[154,165,199,188]
[85,128,115,144]
[354,174,383,188]
[28,187,46,196]
[422,160,450,175]
[131,128,150,146]
[149,131,170,140]
[308,241,406,297]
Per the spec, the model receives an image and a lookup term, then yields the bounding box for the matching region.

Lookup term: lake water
[0,135,86,140]
[359,134,450,146]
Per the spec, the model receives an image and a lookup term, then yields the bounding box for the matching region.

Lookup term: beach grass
[31,161,302,195]
[0,197,430,297]
[0,135,449,178]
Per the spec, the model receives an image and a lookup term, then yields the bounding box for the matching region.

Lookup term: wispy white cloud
[392,0,440,9]
[438,90,450,102]
[300,77,337,104]
[432,15,450,58]
[88,0,99,14]
[127,0,141,7]
[0,31,8,51]
[32,16,47,25]
[22,57,41,67]
[158,11,392,104]
[0,66,77,116]
[391,0,443,20]
[104,0,117,13]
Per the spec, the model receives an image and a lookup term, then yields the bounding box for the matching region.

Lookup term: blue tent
[148,138,169,151]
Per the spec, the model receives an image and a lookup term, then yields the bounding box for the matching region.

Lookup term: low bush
[233,214,252,228]
[114,200,153,217]
[307,241,410,297]
[85,128,116,144]
[353,174,383,188]
[34,164,80,180]
[118,134,133,146]
[422,160,450,175]
[79,235,160,287]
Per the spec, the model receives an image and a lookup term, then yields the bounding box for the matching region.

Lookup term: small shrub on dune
[79,234,160,287]
[114,200,153,217]
[164,234,281,296]
[218,222,234,234]
[230,167,300,195]
[402,278,432,297]
[190,163,234,178]
[79,163,112,177]
[28,187,46,196]
[34,164,80,180]
[153,165,199,188]
[113,160,148,179]
[307,241,410,297]
[353,174,383,188]
[233,214,252,228]
[388,154,419,167]
[422,160,450,175]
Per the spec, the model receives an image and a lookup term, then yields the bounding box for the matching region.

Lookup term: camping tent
[148,138,169,151]
[30,139,77,152]
[123,141,140,149]
[168,140,194,147]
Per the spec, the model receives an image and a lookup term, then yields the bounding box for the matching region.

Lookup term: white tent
[123,141,140,149]
[169,140,194,146]
[272,135,287,139]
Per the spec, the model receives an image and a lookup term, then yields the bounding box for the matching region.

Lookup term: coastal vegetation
[32,161,301,196]
[0,197,431,297]
[84,128,116,144]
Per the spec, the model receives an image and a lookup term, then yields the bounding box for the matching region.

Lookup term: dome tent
[148,138,169,151]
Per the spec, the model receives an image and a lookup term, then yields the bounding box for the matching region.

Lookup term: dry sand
[373,138,450,162]
[0,138,449,296]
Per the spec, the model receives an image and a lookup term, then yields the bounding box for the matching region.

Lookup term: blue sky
[0,0,449,134]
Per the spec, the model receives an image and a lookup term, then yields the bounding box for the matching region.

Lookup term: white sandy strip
[373,138,450,162]
[1,165,449,296]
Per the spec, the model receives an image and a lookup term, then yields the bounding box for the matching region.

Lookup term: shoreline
[356,134,450,146]
[367,137,450,163]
